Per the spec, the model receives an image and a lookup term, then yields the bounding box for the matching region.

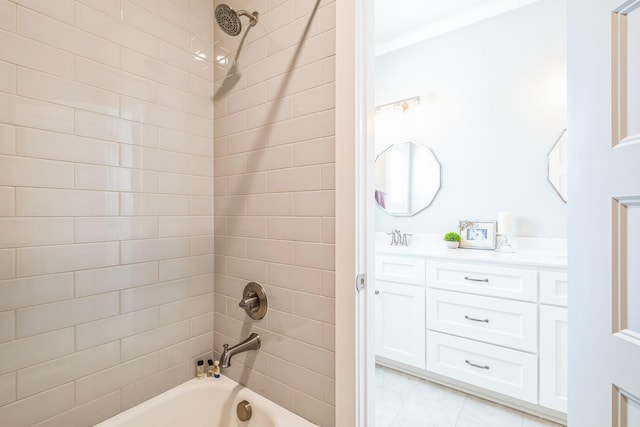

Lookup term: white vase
[446,241,459,249]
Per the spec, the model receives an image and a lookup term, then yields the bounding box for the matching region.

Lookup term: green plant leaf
[443,232,461,242]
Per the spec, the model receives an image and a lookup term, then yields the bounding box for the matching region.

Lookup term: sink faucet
[386,230,412,246]
[387,229,401,245]
[220,333,261,368]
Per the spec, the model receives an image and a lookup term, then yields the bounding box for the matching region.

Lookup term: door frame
[335,0,372,426]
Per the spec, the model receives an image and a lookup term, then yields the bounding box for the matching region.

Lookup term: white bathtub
[95,375,318,427]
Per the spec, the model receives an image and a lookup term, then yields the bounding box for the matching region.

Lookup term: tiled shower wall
[212,0,336,426]
[0,0,214,425]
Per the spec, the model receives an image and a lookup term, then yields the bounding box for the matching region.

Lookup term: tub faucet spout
[220,333,261,368]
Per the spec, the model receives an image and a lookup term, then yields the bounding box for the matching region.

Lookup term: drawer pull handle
[464,276,489,283]
[464,315,489,323]
[465,360,490,370]
[375,290,380,295]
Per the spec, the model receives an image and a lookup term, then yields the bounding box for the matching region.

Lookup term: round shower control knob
[238,282,268,320]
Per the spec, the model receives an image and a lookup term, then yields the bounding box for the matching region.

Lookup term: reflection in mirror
[548,129,568,203]
[374,142,441,216]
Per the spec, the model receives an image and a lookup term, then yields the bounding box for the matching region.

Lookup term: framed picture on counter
[459,220,497,250]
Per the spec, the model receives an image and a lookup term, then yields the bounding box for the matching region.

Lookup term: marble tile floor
[375,365,564,427]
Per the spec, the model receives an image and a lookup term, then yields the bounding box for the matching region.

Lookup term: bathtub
[94,375,318,427]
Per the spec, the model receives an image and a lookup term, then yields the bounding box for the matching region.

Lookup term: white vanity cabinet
[539,271,568,412]
[374,255,426,369]
[375,248,568,422]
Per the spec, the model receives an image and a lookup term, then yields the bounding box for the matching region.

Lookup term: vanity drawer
[426,261,537,301]
[539,270,568,307]
[376,255,426,286]
[426,330,538,403]
[427,289,537,353]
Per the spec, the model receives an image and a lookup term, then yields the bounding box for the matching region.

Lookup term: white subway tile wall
[213,1,336,426]
[0,1,214,426]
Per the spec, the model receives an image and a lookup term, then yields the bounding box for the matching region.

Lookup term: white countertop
[375,233,567,269]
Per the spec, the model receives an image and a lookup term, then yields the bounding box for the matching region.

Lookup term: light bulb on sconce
[496,211,515,253]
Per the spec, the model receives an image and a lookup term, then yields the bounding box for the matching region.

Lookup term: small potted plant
[443,232,461,249]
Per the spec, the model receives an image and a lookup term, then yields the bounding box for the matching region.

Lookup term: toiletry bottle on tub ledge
[213,360,220,378]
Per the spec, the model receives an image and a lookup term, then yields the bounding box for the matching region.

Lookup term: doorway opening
[368,0,568,426]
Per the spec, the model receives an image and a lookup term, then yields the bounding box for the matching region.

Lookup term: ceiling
[374,0,540,55]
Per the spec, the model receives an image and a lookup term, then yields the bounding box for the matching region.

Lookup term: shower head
[215,4,259,36]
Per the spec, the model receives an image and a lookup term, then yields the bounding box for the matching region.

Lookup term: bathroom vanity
[375,237,568,423]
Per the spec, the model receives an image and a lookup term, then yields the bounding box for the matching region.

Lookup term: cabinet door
[375,280,426,369]
[539,305,568,413]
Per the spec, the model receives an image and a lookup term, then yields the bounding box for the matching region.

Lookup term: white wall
[375,0,567,238]
[212,1,336,426]
[0,1,214,425]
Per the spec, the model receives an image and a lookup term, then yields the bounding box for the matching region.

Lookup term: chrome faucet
[387,229,401,245]
[386,229,412,246]
[220,333,261,368]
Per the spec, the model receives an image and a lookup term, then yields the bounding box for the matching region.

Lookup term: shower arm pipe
[237,10,259,26]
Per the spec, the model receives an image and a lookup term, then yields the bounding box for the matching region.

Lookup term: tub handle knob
[238,296,259,310]
[238,282,268,320]
[237,400,252,422]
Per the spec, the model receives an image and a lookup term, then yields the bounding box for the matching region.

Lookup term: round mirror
[374,142,441,216]
[548,129,568,203]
